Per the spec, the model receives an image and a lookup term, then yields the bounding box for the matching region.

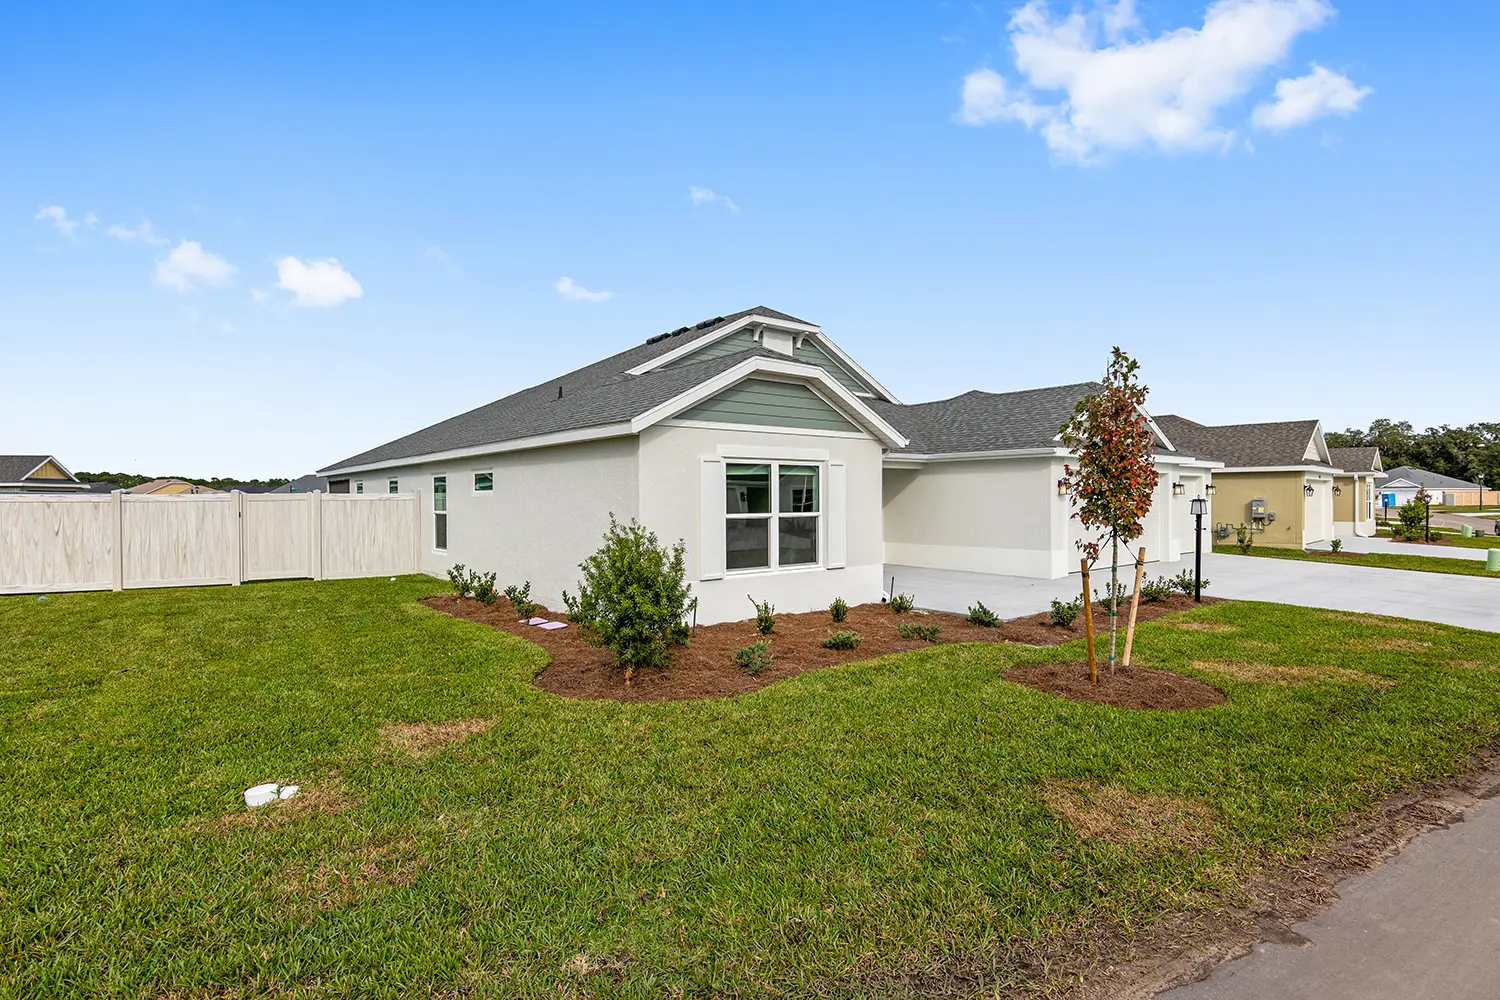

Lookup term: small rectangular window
[433,476,447,550]
[474,471,493,492]
[388,478,398,494]
[355,481,365,494]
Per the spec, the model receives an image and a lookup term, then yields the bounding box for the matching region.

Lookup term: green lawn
[1215,543,1500,577]
[5,579,1500,998]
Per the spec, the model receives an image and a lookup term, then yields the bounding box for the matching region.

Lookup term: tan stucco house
[1153,416,1339,548]
[125,479,223,496]
[0,455,89,494]
[1328,447,1382,538]
[320,306,1220,624]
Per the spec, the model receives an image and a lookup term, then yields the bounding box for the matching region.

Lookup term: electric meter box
[1249,498,1269,522]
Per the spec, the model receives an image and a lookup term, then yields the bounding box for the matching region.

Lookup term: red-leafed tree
[1060,348,1159,675]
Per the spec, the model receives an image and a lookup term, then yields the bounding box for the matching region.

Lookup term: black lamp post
[1190,496,1208,602]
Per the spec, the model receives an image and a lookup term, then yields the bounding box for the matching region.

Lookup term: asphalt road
[1158,786,1500,1000]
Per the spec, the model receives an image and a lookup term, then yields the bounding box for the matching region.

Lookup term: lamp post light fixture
[1189,497,1208,602]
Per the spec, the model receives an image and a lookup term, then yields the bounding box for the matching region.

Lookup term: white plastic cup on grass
[243,783,279,808]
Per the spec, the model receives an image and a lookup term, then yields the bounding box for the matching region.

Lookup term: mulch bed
[422,592,1224,705]
[1003,662,1225,710]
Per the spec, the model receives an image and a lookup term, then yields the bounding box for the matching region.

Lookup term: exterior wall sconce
[1332,485,1342,496]
[1172,482,1186,496]
[1305,484,1316,496]
[1057,479,1068,496]
[1205,483,1217,496]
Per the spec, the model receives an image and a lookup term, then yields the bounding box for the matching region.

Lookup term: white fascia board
[1216,465,1342,475]
[884,447,1069,464]
[630,356,909,449]
[1139,409,1174,452]
[318,422,635,477]
[625,314,822,376]
[1155,453,1225,470]
[809,333,902,405]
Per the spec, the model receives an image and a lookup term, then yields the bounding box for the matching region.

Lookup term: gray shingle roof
[1154,415,1329,469]
[1375,466,1480,491]
[321,307,807,471]
[0,455,71,483]
[1328,447,1382,473]
[872,382,1102,455]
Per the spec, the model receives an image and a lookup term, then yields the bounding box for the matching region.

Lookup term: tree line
[1326,420,1500,486]
[76,471,291,491]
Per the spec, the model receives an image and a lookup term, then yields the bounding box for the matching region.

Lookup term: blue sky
[4,1,1496,478]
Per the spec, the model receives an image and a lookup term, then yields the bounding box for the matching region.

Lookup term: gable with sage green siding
[792,338,878,395]
[676,378,859,432]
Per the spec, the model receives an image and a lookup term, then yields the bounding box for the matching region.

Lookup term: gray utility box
[1249,498,1276,526]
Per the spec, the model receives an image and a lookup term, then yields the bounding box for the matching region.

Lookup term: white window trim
[473,469,494,494]
[724,460,823,576]
[388,478,399,494]
[432,475,448,552]
[354,480,365,494]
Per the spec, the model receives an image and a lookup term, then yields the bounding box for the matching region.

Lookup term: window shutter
[826,461,847,569]
[699,458,725,580]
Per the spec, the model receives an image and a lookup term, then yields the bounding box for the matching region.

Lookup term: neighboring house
[320,306,1219,623]
[1327,447,1383,538]
[0,455,90,494]
[1153,416,1338,548]
[125,479,224,495]
[1374,466,1489,509]
[273,474,331,494]
[219,482,279,494]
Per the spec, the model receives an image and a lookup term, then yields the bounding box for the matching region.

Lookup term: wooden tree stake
[1122,547,1146,668]
[1081,559,1097,686]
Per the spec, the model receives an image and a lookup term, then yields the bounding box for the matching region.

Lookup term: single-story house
[320,307,1219,624]
[1327,447,1382,538]
[0,455,90,494]
[1153,416,1338,548]
[1374,466,1492,509]
[125,479,223,496]
[273,474,331,494]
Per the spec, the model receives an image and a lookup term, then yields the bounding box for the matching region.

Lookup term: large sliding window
[725,462,820,571]
[433,476,448,550]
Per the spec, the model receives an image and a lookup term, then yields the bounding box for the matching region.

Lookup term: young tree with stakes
[1060,348,1160,679]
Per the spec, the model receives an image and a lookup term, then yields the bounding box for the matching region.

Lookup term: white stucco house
[1374,466,1481,510]
[320,307,1221,624]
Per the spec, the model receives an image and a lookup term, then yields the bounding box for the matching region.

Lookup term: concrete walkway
[1157,781,1500,1000]
[889,548,1500,633]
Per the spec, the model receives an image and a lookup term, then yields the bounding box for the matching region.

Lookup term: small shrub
[1234,523,1254,553]
[1397,495,1428,539]
[965,601,998,627]
[734,639,773,676]
[897,622,942,643]
[504,581,537,620]
[1094,580,1131,606]
[1330,538,1343,553]
[823,630,862,650]
[1169,569,1207,595]
[446,563,473,598]
[1049,597,1081,627]
[889,593,914,614]
[1140,575,1176,602]
[472,571,499,605]
[748,596,775,635]
[561,515,697,679]
[829,597,849,623]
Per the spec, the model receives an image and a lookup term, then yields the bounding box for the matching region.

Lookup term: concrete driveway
[1157,774,1500,1000]
[889,547,1500,633]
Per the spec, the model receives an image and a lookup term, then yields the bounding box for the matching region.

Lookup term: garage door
[1304,483,1330,545]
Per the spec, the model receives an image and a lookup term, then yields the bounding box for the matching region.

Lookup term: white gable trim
[320,422,636,476]
[625,313,821,375]
[20,455,80,482]
[805,333,901,405]
[630,356,909,449]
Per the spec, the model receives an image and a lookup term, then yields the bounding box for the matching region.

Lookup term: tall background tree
[1326,419,1500,487]
[1060,348,1159,675]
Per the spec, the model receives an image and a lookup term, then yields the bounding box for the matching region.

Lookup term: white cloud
[553,276,614,302]
[154,240,235,292]
[275,256,363,308]
[689,185,740,213]
[1252,63,1372,130]
[107,220,169,246]
[957,0,1352,163]
[35,205,82,236]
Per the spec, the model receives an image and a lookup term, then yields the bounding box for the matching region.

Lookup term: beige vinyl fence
[0,490,422,596]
